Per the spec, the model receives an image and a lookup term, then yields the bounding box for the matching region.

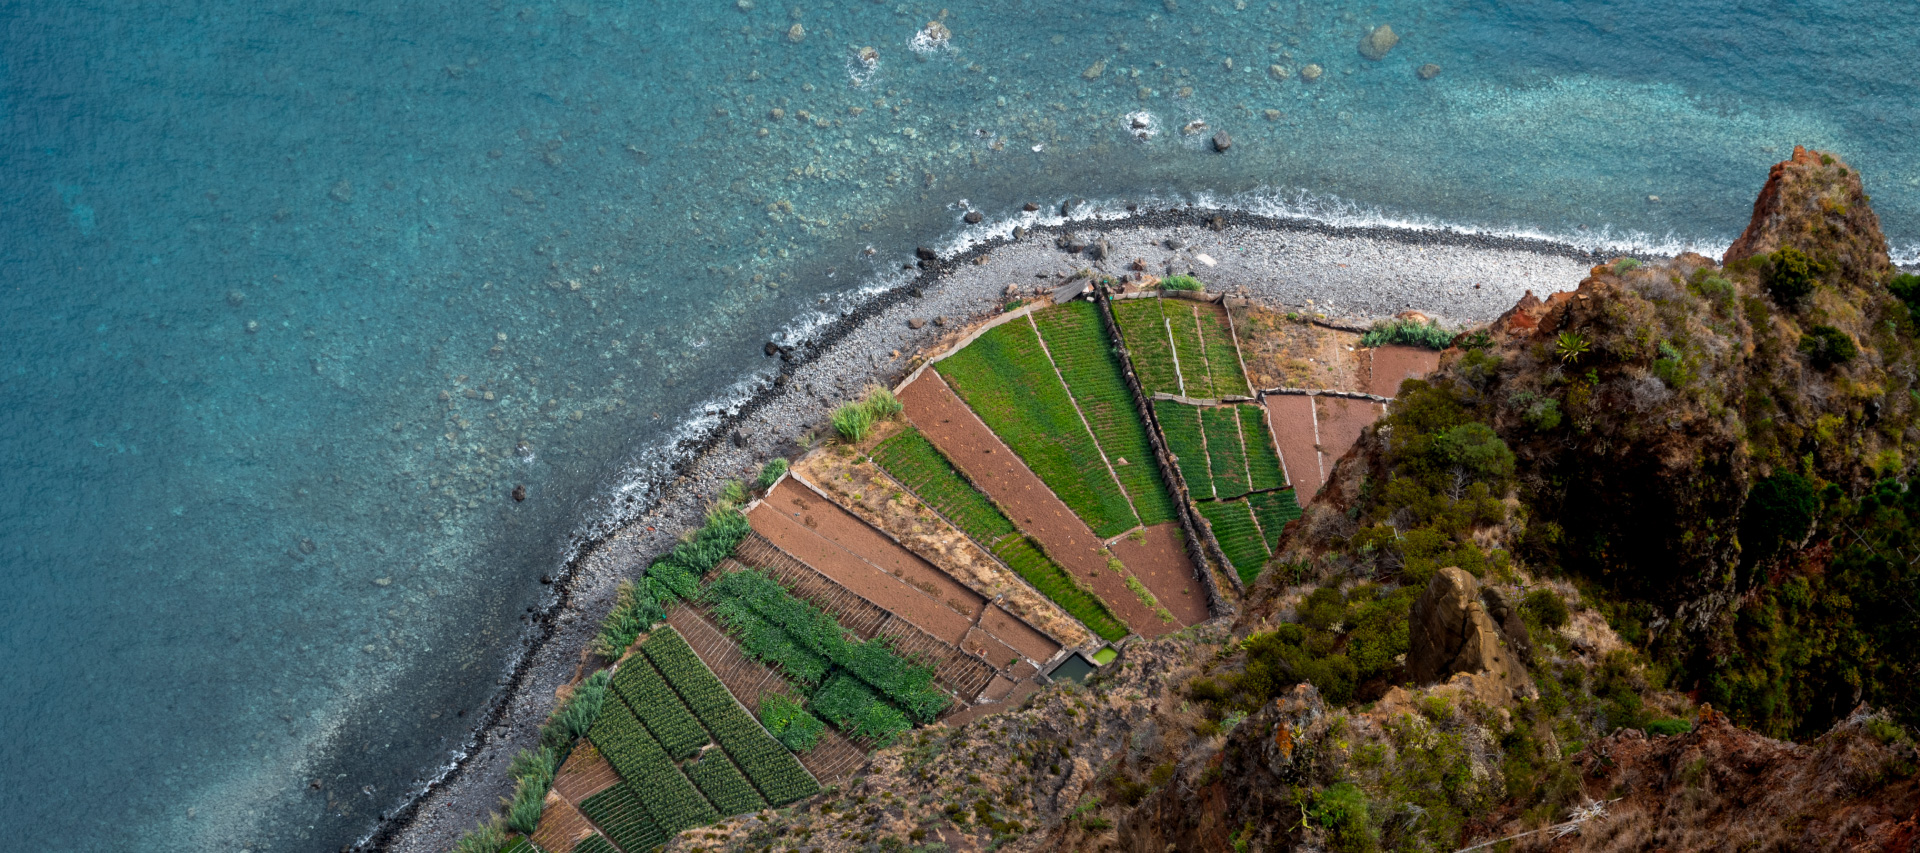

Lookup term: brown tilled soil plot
[1108,522,1208,626]
[531,790,597,853]
[792,428,1090,649]
[748,482,978,644]
[764,478,986,618]
[1366,345,1441,397]
[1229,305,1365,390]
[977,604,1062,667]
[551,741,620,803]
[898,370,1174,637]
[1314,395,1387,476]
[1264,394,1324,499]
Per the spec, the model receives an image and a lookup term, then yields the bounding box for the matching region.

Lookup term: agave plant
[1554,331,1591,364]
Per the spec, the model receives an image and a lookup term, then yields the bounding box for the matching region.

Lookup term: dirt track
[898,370,1177,638]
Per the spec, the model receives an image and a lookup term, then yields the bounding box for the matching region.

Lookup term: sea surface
[1,0,1914,849]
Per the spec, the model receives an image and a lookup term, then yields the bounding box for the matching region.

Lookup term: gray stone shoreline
[373,210,1597,853]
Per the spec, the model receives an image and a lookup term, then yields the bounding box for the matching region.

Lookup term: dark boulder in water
[511,484,527,502]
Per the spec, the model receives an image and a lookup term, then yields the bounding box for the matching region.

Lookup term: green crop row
[570,835,617,853]
[1164,301,1214,398]
[687,752,769,817]
[937,317,1138,537]
[585,699,719,835]
[808,672,913,745]
[704,568,948,722]
[871,429,1017,542]
[1112,299,1182,396]
[640,628,819,806]
[1034,302,1178,527]
[1249,489,1304,554]
[1241,405,1288,492]
[594,510,751,660]
[1197,499,1272,585]
[707,591,833,686]
[758,693,827,752]
[1202,406,1252,499]
[1154,400,1213,497]
[578,783,667,853]
[611,656,710,760]
[872,426,1130,641]
[1194,305,1252,397]
[990,536,1129,641]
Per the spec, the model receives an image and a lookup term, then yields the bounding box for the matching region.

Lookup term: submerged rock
[1417,62,1442,79]
[787,23,805,42]
[1211,130,1233,152]
[1300,63,1323,81]
[1359,24,1398,60]
[963,210,983,224]
[1081,59,1106,80]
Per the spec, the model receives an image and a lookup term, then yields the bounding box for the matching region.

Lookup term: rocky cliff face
[668,151,1920,853]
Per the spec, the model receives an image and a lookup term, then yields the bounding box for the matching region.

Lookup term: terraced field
[935,316,1137,537]
[1201,406,1251,499]
[1112,298,1182,395]
[1241,404,1288,492]
[1196,499,1271,584]
[873,427,1129,642]
[1033,302,1179,526]
[1249,489,1304,553]
[1112,297,1252,400]
[1153,399,1213,496]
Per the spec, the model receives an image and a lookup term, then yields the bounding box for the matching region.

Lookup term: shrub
[1645,718,1692,736]
[1764,246,1829,307]
[1554,331,1590,364]
[592,580,661,660]
[1799,324,1858,368]
[831,400,875,442]
[757,457,789,489]
[862,385,904,419]
[1523,588,1570,630]
[1362,318,1455,350]
[1161,274,1204,291]
[1612,258,1644,273]
[504,747,556,833]
[451,816,507,853]
[1433,422,1515,484]
[1521,396,1562,431]
[1741,471,1818,561]
[1311,782,1378,852]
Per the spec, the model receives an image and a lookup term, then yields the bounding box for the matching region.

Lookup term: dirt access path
[898,370,1180,638]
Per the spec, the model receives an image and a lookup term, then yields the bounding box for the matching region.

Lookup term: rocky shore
[373,207,1600,852]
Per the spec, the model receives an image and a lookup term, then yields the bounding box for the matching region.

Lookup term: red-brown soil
[898,371,1174,638]
[551,741,621,803]
[1109,522,1208,626]
[1264,394,1323,499]
[960,627,1022,672]
[1365,345,1440,397]
[767,478,986,618]
[748,488,977,645]
[1313,396,1386,479]
[531,791,598,853]
[977,604,1061,667]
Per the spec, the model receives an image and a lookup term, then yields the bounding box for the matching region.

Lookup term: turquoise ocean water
[2,0,1914,849]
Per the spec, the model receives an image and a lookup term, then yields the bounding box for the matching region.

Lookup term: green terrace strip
[1194,305,1253,397]
[1197,499,1272,585]
[871,428,1129,642]
[570,835,618,853]
[705,584,834,687]
[1240,405,1288,492]
[1201,406,1252,499]
[808,671,913,744]
[1033,302,1179,526]
[758,693,827,752]
[578,783,668,853]
[1248,489,1304,553]
[936,314,1137,537]
[1165,302,1213,398]
[1153,400,1213,497]
[1111,298,1183,396]
[703,567,950,722]
[639,627,820,806]
[610,656,709,760]
[499,838,544,853]
[687,752,769,815]
[595,509,752,660]
[585,698,721,835]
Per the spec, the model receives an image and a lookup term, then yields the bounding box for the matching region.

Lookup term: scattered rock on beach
[915,246,938,261]
[1165,237,1184,249]
[1012,225,1028,240]
[1359,24,1399,60]
[1088,238,1113,260]
[908,317,927,329]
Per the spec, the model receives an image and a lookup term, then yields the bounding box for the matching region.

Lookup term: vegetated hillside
[668,150,1920,853]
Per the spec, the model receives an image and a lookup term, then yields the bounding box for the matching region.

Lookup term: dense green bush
[1739,471,1818,564]
[757,457,789,489]
[1311,782,1378,852]
[1160,274,1204,291]
[1799,324,1858,368]
[1763,246,1829,307]
[504,746,557,833]
[759,693,828,752]
[1361,318,1454,350]
[1522,588,1570,631]
[542,669,611,756]
[831,399,875,442]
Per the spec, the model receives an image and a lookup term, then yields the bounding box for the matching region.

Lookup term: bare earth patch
[1263,394,1325,499]
[1313,395,1387,477]
[791,422,1089,651]
[1108,522,1208,626]
[1230,305,1365,390]
[1365,344,1441,397]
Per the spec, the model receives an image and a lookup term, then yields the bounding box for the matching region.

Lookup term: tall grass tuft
[503,746,557,834]
[757,458,789,489]
[451,815,508,853]
[1161,274,1204,291]
[1360,318,1455,350]
[863,385,903,419]
[831,400,875,442]
[590,580,660,660]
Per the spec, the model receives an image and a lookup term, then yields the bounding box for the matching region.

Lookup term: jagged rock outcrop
[1724,145,1893,287]
[1406,568,1530,701]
